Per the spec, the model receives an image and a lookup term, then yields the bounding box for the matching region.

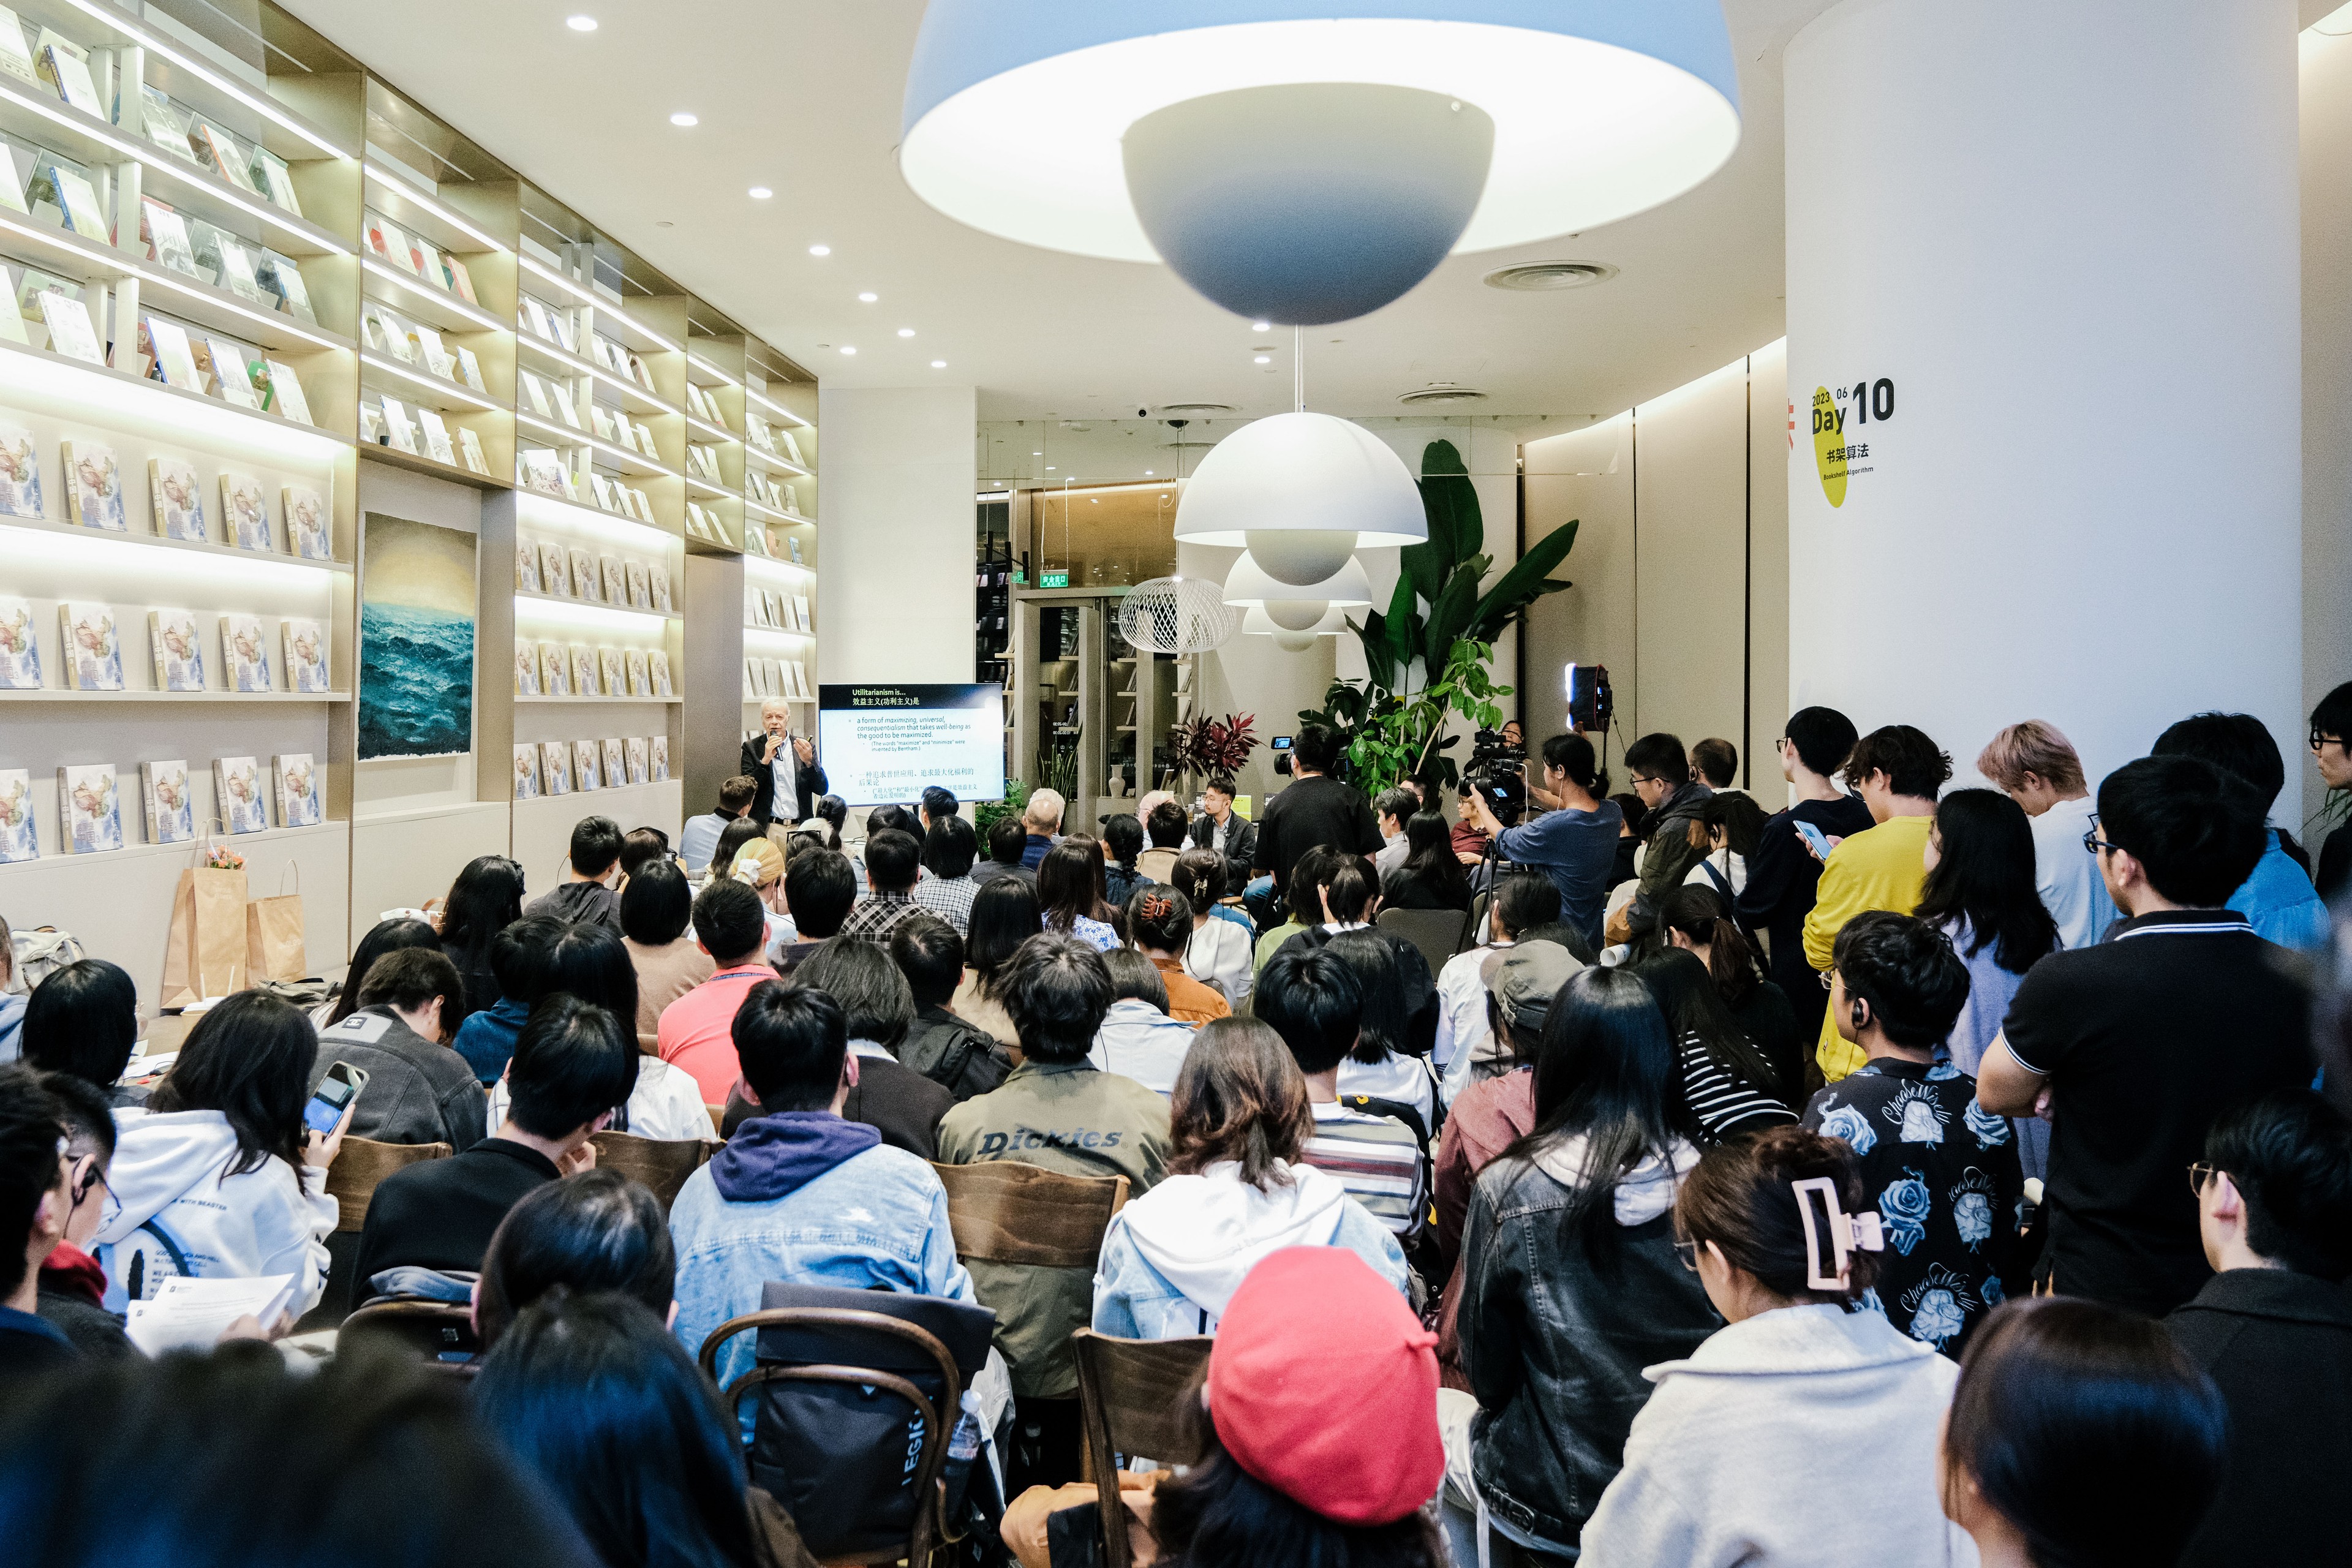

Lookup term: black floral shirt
[1803,1057,2025,1357]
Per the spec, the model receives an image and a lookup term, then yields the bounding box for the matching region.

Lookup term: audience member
[725,838,794,959]
[1136,799,1189,884]
[760,940,950,1156]
[1256,948,1427,1241]
[1463,733,1621,952]
[1251,723,1384,899]
[450,915,557,1085]
[657,881,777,1104]
[741,699,826,828]
[0,918,17,1063]
[94,992,341,1318]
[1691,736,1742,793]
[1091,949,1197,1095]
[1101,812,1146,908]
[1093,1017,1406,1338]
[2309,681,2352,901]
[1607,732,1714,954]
[911,815,980,935]
[1738,707,1875,1046]
[775,847,854,975]
[812,794,850,851]
[499,922,706,1144]
[889,917,1012,1101]
[2153,710,2329,951]
[1580,1128,1971,1564]
[952,877,1040,1049]
[1433,873,1562,1104]
[435,854,525,1016]
[20,959,140,1107]
[1607,790,1647,891]
[919,785,959,832]
[1188,777,1257,896]
[2166,1089,2352,1568]
[620,859,715,1047]
[671,986,974,1404]
[972,814,1037,889]
[1325,929,1438,1130]
[314,946,487,1150]
[1657,883,1800,1104]
[29,1071,129,1361]
[1804,911,2022,1355]
[1915,789,2059,1075]
[1020,788,1065,868]
[1038,840,1119,951]
[1631,949,1796,1144]
[1803,723,1952,1079]
[839,827,925,946]
[1980,753,2313,1314]
[1442,967,1716,1561]
[1382,810,1474,913]
[473,1167,674,1348]
[1173,848,1253,1007]
[1944,1298,2226,1568]
[355,994,636,1292]
[0,1066,76,1379]
[1373,786,1419,875]
[1976,719,2119,949]
[681,774,760,874]
[701,818,768,893]
[523,815,626,933]
[1683,788,1768,900]
[1124,886,1231,1025]
[618,827,670,886]
[317,916,443,1030]
[1254,844,1341,973]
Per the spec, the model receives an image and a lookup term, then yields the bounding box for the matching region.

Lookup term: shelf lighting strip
[685,413,736,444]
[363,164,510,254]
[360,351,500,412]
[0,208,351,352]
[686,352,738,386]
[744,384,811,428]
[515,409,681,478]
[745,445,812,478]
[516,254,679,352]
[64,0,352,160]
[741,496,807,526]
[361,258,508,333]
[516,329,679,416]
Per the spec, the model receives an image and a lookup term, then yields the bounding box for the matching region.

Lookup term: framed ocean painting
[358,512,476,760]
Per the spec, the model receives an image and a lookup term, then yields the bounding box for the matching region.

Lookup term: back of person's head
[1102,812,1145,867]
[1677,1125,1877,1306]
[1845,724,1954,800]
[707,819,766,886]
[618,828,669,884]
[491,914,564,1005]
[1325,928,1412,1065]
[541,922,640,1023]
[1291,723,1343,775]
[1400,810,1455,874]
[1322,856,1378,924]
[1169,1018,1314,1189]
[725,837,784,894]
[815,794,848,845]
[1917,788,2060,973]
[1539,731,1607,796]
[355,944,463,1019]
[1831,910,1970,1050]
[37,1068,115,1166]
[505,995,638,1142]
[988,813,1030,866]
[1492,872,1562,940]
[731,982,845,1111]
[1125,885,1194,954]
[2152,710,2288,813]
[148,990,315,1183]
[0,1338,587,1568]
[0,1064,62,1297]
[477,1168,674,1348]
[1104,948,1171,1012]
[1624,732,1689,786]
[568,815,625,880]
[1783,706,1861,778]
[968,878,1044,989]
[891,916,963,1009]
[1373,787,1419,831]
[864,827,922,894]
[1255,948,1364,1076]
[690,878,769,966]
[618,858,693,948]
[1610,791,1649,841]
[22,959,138,1091]
[2097,754,2269,907]
[921,785,959,823]
[717,774,758,817]
[328,917,442,1026]
[1945,1298,2226,1568]
[1173,848,1227,908]
[1656,882,1761,1007]
[1691,737,1738,788]
[867,804,919,841]
[1630,947,1782,1098]
[1694,789,1769,862]
[1025,786,1066,832]
[922,814,978,880]
[1976,720,2087,794]
[438,856,526,963]
[1038,839,1107,929]
[474,1289,755,1568]
[1284,845,1344,926]
[1000,935,1114,1061]
[1146,800,1189,848]
[782,846,856,938]
[2205,1088,2352,1279]
[791,939,914,1049]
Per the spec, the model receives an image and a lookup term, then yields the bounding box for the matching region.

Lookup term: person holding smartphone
[738,699,826,834]
[1735,708,1877,1049]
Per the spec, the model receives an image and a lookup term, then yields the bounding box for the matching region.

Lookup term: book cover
[282,484,329,559]
[519,447,567,499]
[600,554,625,603]
[257,252,314,322]
[650,735,670,782]
[536,639,567,696]
[568,548,599,602]
[513,640,538,696]
[0,140,22,216]
[684,502,708,541]
[601,738,626,789]
[540,741,571,795]
[625,559,649,608]
[214,755,267,834]
[454,345,486,392]
[135,86,196,160]
[415,407,455,466]
[0,769,36,861]
[143,760,197,844]
[586,473,617,513]
[624,647,649,696]
[518,371,553,418]
[37,290,102,363]
[571,643,599,696]
[141,198,198,275]
[249,148,301,215]
[742,657,758,699]
[552,312,578,353]
[588,405,616,444]
[511,743,540,801]
[539,540,570,595]
[59,441,124,531]
[37,43,99,116]
[447,255,478,304]
[192,123,254,191]
[516,541,541,593]
[264,361,314,425]
[212,240,268,307]
[627,488,652,524]
[58,763,121,854]
[219,471,270,549]
[221,612,273,692]
[0,419,38,519]
[0,597,37,688]
[197,337,258,407]
[598,646,625,696]
[379,397,418,454]
[573,738,601,792]
[0,10,37,86]
[274,753,320,827]
[625,736,649,785]
[281,618,326,693]
[650,566,673,613]
[649,649,673,697]
[457,426,488,475]
[519,296,553,340]
[410,238,444,292]
[148,609,205,691]
[366,215,415,274]
[141,315,205,391]
[373,307,415,362]
[413,325,453,379]
[553,384,582,429]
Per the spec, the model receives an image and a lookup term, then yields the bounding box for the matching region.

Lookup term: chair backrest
[929,1159,1129,1269]
[323,1138,450,1232]
[589,1129,711,1212]
[1072,1331,1214,1568]
[706,1103,726,1139]
[1466,888,1491,949]
[339,1297,480,1371]
[1378,906,1472,974]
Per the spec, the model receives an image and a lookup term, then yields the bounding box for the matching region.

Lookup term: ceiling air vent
[1481,260,1619,292]
[1397,383,1489,406]
[1154,402,1238,417]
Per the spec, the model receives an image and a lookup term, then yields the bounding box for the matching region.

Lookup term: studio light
[1175,410,1423,584]
[1222,551,1372,631]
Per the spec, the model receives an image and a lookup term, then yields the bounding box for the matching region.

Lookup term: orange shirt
[1151,955,1231,1027]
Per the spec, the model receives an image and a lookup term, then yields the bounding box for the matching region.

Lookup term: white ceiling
[281,1,1845,432]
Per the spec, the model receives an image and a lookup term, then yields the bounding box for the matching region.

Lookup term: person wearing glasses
[1975,718,2118,950]
[2310,682,2352,902]
[1599,733,1711,954]
[1977,753,2315,1316]
[0,1065,89,1381]
[29,1069,129,1361]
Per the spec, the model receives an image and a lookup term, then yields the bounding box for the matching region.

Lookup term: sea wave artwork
[359,513,477,760]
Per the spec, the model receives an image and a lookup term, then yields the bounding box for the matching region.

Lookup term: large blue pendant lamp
[899,1,1742,324]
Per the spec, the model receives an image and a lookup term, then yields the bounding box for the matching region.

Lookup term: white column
[816,385,978,684]
[1785,0,2302,796]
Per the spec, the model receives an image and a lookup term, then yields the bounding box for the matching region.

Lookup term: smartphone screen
[1795,820,1835,860]
[303,1064,360,1136]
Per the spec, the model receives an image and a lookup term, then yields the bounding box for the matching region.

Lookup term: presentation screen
[818,683,1006,805]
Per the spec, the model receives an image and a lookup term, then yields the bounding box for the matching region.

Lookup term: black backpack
[900,1012,1012,1103]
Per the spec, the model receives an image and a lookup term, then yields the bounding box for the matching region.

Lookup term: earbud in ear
[1852,1001,1868,1032]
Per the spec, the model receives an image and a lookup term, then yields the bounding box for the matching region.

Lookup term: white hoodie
[1531,1133,1698,1226]
[91,1109,337,1317]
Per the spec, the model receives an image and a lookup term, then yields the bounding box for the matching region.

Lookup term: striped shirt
[1304,1100,1427,1238]
[1678,1031,1797,1144]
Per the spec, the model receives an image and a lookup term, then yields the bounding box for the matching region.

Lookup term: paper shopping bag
[246,863,306,985]
[160,865,250,1008]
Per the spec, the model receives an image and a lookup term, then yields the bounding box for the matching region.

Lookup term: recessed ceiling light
[858,292,878,303]
[1144,469,1153,475]
[1251,320,1270,331]
[807,244,831,256]
[748,186,773,199]
[1033,451,1042,456]
[931,360,947,368]
[565,14,597,30]
[839,345,857,355]
[897,328,915,337]
[1046,465,1056,470]
[1254,355,1271,364]
[669,111,698,127]
[1091,498,1099,503]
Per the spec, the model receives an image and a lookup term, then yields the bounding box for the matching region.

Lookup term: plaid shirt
[839,890,922,946]
[909,873,978,937]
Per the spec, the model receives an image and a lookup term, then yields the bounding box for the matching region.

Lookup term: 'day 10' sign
[1805,377,1895,508]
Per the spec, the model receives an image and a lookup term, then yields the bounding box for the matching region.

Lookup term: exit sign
[1039,570,1069,587]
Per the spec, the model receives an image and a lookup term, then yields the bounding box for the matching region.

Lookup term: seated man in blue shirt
[680,775,758,875]
[2152,712,2328,951]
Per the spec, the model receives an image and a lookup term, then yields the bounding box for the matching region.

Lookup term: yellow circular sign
[1811,385,1847,508]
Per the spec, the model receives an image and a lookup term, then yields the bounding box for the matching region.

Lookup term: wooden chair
[707,1104,726,1139]
[323,1139,450,1233]
[590,1129,711,1212]
[339,1297,480,1374]
[929,1160,1129,1272]
[1378,906,1473,975]
[1071,1331,1214,1568]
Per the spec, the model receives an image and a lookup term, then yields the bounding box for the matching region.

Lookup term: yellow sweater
[1802,813,1933,1081]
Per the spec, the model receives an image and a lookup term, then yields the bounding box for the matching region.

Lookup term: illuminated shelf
[745,624,813,639]
[745,385,811,428]
[49,0,353,159]
[685,413,736,444]
[363,164,508,256]
[514,588,680,626]
[362,439,502,490]
[0,342,352,464]
[516,330,677,417]
[363,258,508,335]
[361,352,502,413]
[518,255,679,353]
[515,694,682,706]
[0,688,352,703]
[0,513,350,578]
[742,496,807,526]
[745,445,812,478]
[511,490,681,551]
[516,410,677,479]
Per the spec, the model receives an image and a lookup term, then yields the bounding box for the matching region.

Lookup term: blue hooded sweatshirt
[710,1110,881,1203]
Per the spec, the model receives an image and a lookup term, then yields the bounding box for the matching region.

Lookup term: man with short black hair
[2152,710,2328,951]
[972,814,1038,890]
[450,915,563,1086]
[2169,1089,2352,1568]
[892,917,1011,1102]
[670,984,974,1400]
[353,994,638,1290]
[314,946,486,1151]
[1251,724,1384,904]
[1135,801,1190,884]
[1611,733,1711,952]
[31,1071,128,1360]
[1690,737,1741,793]
[657,880,777,1104]
[1372,787,1419,875]
[0,1065,77,1381]
[1980,753,2314,1316]
[523,815,627,932]
[1188,777,1257,895]
[1739,706,1877,1046]
[921,785,960,831]
[1256,948,1427,1240]
[840,827,925,947]
[736,941,951,1156]
[910,816,980,935]
[681,776,758,875]
[775,846,856,977]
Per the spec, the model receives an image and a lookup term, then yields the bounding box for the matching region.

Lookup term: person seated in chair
[312,947,487,1152]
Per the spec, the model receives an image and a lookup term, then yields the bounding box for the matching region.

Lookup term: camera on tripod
[1462,727,1525,826]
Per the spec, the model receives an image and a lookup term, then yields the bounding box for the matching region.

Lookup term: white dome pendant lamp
[899,0,1741,324]
[1243,605,1350,654]
[1223,551,1374,631]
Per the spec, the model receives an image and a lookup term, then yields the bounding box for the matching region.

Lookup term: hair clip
[1793,1176,1885,1291]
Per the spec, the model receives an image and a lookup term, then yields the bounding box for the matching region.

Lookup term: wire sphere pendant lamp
[1120,576,1240,655]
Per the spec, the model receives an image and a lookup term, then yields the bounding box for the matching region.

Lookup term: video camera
[1461,727,1525,826]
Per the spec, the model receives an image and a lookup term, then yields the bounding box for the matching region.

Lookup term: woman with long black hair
[952,877,1041,1049]
[1658,883,1801,1104]
[1630,949,1798,1140]
[1914,788,2059,1076]
[435,855,525,1016]
[1037,839,1119,951]
[1382,812,1474,912]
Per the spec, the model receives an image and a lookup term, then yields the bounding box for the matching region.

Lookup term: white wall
[2304,15,2352,834]
[818,385,978,685]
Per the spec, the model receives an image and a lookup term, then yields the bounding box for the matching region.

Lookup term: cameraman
[1463,732,1621,952]
[1251,723,1384,910]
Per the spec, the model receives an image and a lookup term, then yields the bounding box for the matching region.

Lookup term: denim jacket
[669,1141,976,1400]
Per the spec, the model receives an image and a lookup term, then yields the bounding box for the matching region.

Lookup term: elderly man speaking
[739,698,826,839]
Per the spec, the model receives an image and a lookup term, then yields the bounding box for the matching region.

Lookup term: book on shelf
[249,148,302,216]
[741,657,760,699]
[555,386,582,429]
[518,371,552,418]
[258,254,316,327]
[570,643,598,696]
[447,256,478,306]
[0,9,36,87]
[365,214,413,274]
[625,736,649,785]
[573,737,601,791]
[409,237,445,291]
[141,198,199,277]
[143,760,197,844]
[214,755,267,833]
[538,540,570,595]
[140,315,204,393]
[190,121,258,194]
[568,548,599,602]
[281,619,327,693]
[600,554,625,603]
[0,769,32,861]
[378,398,420,455]
[601,738,626,789]
[588,405,616,445]
[650,567,673,613]
[631,418,654,453]
[219,472,271,550]
[597,646,625,696]
[274,755,321,827]
[627,488,655,524]
[624,648,648,696]
[540,740,571,795]
[61,440,125,532]
[58,763,122,854]
[793,594,812,631]
[586,472,616,513]
[359,404,383,446]
[213,240,270,309]
[37,290,102,364]
[552,312,579,355]
[196,337,259,409]
[413,325,454,380]
[36,41,100,118]
[778,428,805,467]
[148,609,206,692]
[516,541,541,594]
[519,448,571,502]
[135,85,198,162]
[625,560,649,609]
[265,363,315,426]
[650,735,669,782]
[649,649,673,697]
[282,485,329,559]
[415,408,456,466]
[511,742,540,800]
[457,427,488,476]
[149,458,208,541]
[538,640,569,696]
[221,613,273,692]
[369,306,413,362]
[519,296,554,341]
[788,535,804,565]
[512,639,538,695]
[0,597,39,688]
[0,140,23,216]
[455,346,486,393]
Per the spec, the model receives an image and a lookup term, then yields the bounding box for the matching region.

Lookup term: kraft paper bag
[161,866,251,1009]
[246,864,306,986]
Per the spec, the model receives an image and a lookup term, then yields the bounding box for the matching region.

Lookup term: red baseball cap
[1205,1246,1442,1526]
